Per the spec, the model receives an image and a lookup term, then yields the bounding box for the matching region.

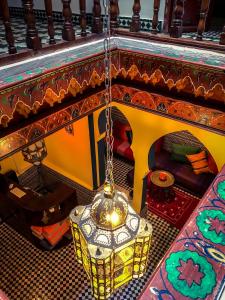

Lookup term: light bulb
[105,211,120,226]
[110,211,120,226]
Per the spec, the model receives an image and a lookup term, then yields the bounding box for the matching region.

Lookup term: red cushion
[124,147,134,161]
[113,121,131,142]
[42,219,70,246]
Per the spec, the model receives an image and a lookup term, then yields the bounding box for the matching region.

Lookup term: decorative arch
[97,106,134,188]
[141,130,218,228]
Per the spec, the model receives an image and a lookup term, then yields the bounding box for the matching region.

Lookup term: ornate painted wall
[1,48,225,129]
[1,84,224,160]
[139,165,225,300]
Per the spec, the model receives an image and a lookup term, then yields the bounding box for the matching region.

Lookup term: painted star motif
[177,259,204,287]
[208,217,225,235]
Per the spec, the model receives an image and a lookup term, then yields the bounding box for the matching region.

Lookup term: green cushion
[171,143,200,163]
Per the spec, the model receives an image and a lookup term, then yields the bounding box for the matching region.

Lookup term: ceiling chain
[103,0,114,187]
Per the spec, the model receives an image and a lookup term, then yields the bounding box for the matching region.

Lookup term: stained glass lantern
[70,186,153,299]
[22,139,47,165]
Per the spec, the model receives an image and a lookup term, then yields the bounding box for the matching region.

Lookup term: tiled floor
[0,212,179,300]
[0,157,180,300]
[182,30,221,42]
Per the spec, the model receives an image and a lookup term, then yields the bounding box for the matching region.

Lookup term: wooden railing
[0,0,105,57]
[0,0,225,59]
[128,0,225,47]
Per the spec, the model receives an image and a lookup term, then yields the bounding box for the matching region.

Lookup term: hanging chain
[103,0,114,187]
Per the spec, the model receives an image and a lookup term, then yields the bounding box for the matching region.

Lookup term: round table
[149,170,175,202]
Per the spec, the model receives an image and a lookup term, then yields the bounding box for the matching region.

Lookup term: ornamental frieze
[0,50,225,128]
[0,91,105,159]
[112,84,225,132]
[0,84,224,160]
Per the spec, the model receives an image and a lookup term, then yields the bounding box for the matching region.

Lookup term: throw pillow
[171,143,200,163]
[186,150,211,175]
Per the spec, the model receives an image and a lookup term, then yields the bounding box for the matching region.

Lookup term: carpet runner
[147,187,200,229]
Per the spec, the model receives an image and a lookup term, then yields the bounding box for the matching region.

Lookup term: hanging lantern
[70,186,152,299]
[70,1,153,299]
[22,139,47,166]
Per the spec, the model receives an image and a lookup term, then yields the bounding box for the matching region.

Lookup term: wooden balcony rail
[79,0,87,37]
[110,0,119,33]
[1,0,225,61]
[130,0,141,32]
[61,0,75,41]
[151,0,160,34]
[22,0,42,50]
[196,0,210,41]
[0,0,17,54]
[44,0,56,44]
[170,0,184,38]
[92,0,103,33]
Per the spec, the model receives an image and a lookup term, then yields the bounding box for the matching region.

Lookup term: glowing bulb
[111,211,120,226]
[105,211,120,226]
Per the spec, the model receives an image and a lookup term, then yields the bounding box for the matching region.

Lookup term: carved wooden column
[130,0,141,32]
[92,0,103,33]
[151,0,161,34]
[170,0,184,38]
[196,0,210,41]
[220,25,225,45]
[44,0,56,44]
[22,0,42,50]
[79,0,87,36]
[61,0,75,41]
[110,0,119,33]
[0,0,17,54]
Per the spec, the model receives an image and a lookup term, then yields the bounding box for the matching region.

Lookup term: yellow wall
[93,102,225,213]
[44,117,93,190]
[1,102,224,214]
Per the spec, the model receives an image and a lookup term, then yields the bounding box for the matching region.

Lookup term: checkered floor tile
[1,157,179,300]
[0,17,91,55]
[0,212,179,300]
[182,30,221,42]
[113,157,134,193]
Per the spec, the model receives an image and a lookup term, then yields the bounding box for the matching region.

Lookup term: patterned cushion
[186,151,211,175]
[42,219,70,246]
[171,143,200,163]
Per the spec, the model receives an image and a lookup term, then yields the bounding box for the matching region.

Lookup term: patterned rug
[147,187,200,229]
